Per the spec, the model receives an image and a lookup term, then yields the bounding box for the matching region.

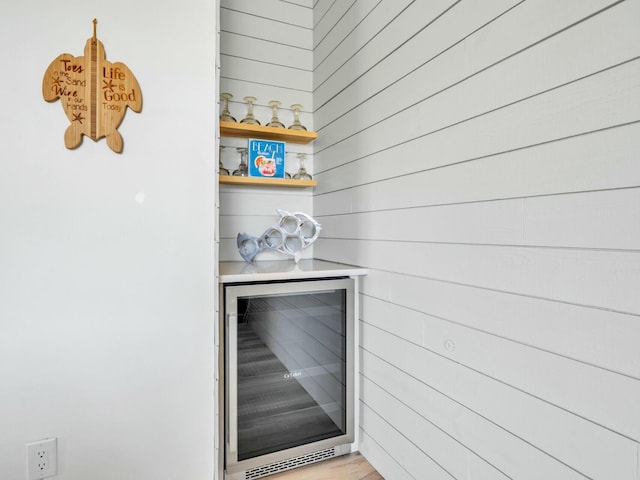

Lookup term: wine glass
[219,93,236,122]
[240,96,260,125]
[219,145,229,176]
[288,104,307,131]
[233,147,249,176]
[293,153,312,180]
[267,100,285,128]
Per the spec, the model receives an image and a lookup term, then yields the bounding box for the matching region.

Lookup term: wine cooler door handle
[227,314,238,457]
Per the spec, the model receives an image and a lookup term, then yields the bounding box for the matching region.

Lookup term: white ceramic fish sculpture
[237,209,321,263]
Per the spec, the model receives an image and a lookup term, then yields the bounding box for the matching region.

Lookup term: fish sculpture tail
[236,233,262,263]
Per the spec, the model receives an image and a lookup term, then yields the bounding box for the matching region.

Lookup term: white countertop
[219,259,367,283]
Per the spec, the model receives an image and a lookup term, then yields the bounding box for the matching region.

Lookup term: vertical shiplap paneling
[313,0,640,478]
[219,0,314,262]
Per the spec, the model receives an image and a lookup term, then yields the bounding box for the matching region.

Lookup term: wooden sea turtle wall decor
[43,19,142,153]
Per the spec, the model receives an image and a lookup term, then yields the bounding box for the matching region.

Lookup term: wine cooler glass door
[225,278,354,469]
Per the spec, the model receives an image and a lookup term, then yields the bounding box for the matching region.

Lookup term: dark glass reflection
[234,289,347,461]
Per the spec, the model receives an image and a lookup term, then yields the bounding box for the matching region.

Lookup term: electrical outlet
[26,438,57,480]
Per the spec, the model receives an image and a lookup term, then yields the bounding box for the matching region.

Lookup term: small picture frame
[248,138,286,178]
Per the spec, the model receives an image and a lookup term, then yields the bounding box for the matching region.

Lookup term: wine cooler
[222,277,355,480]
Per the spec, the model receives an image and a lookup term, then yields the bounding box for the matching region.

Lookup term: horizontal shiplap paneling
[315,238,640,314]
[315,36,640,181]
[361,320,638,480]
[312,0,336,30]
[313,119,640,214]
[313,0,640,478]
[312,0,380,72]
[314,0,516,118]
[357,270,640,380]
[313,0,412,86]
[219,188,313,216]
[314,0,629,142]
[361,349,587,480]
[313,0,355,50]
[315,187,640,251]
[285,0,313,10]
[221,55,312,92]
[359,402,454,480]
[361,375,510,480]
[221,6,312,48]
[314,73,640,202]
[219,0,314,262]
[221,32,312,71]
[358,427,413,480]
[221,0,312,29]
[362,294,640,441]
[222,0,640,477]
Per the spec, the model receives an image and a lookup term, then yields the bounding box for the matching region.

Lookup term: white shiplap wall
[218,0,315,262]
[312,1,640,480]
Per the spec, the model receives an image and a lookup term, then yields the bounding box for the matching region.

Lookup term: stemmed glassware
[240,96,260,125]
[293,153,312,180]
[267,100,285,128]
[288,104,307,131]
[233,147,249,176]
[219,145,230,176]
[219,93,236,122]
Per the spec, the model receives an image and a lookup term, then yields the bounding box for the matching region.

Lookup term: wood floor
[263,452,383,480]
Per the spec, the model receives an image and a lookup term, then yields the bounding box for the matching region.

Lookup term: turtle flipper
[106,131,123,153]
[64,125,83,149]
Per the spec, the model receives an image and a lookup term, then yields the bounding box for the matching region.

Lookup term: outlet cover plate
[26,437,57,480]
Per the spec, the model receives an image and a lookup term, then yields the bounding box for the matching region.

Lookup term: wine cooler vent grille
[244,447,336,479]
